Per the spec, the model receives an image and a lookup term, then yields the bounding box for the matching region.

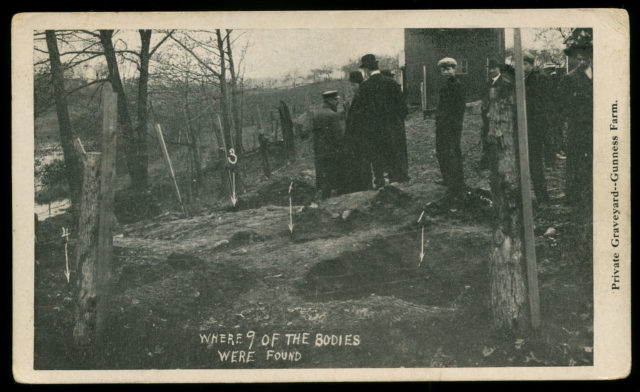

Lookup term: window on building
[456,59,468,75]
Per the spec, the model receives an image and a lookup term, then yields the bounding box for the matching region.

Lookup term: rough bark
[216,29,232,150]
[225,30,243,155]
[44,30,82,222]
[487,89,529,331]
[73,152,101,345]
[135,29,152,190]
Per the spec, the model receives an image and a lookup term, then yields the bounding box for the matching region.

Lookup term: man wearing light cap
[310,90,344,198]
[435,57,466,201]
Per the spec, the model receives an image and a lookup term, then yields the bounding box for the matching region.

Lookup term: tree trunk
[216,29,232,150]
[73,152,101,345]
[45,30,82,223]
[487,88,529,331]
[99,30,143,189]
[135,29,151,190]
[226,32,243,155]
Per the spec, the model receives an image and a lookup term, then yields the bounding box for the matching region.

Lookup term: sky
[36,28,568,81]
[234,29,404,80]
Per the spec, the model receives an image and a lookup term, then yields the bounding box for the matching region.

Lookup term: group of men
[307,42,593,209]
[437,43,592,207]
[307,54,408,199]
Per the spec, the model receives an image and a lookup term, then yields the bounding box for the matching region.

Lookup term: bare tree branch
[150,30,175,56]
[169,34,221,77]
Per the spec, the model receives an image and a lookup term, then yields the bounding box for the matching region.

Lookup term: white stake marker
[417,211,425,266]
[230,171,238,207]
[288,182,294,233]
[61,227,70,283]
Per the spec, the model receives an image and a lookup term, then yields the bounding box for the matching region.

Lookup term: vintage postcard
[12,9,630,382]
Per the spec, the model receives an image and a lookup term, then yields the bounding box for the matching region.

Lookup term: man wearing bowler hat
[435,57,466,201]
[346,53,408,188]
[310,90,344,199]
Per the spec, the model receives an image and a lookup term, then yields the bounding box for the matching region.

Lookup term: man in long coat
[435,57,466,200]
[523,53,550,203]
[562,38,593,207]
[339,71,371,194]
[346,54,408,188]
[311,90,344,199]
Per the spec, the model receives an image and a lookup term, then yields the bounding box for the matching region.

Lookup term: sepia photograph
[13,10,630,382]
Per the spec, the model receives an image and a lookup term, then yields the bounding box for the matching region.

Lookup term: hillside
[34,108,593,369]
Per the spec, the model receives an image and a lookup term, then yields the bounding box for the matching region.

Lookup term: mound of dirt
[167,252,205,270]
[422,187,493,223]
[114,188,161,224]
[216,230,266,250]
[239,176,316,209]
[290,206,343,243]
[299,236,462,306]
[368,185,416,222]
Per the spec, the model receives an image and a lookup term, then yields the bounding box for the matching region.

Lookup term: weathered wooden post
[95,83,118,342]
[278,101,296,162]
[72,151,101,345]
[256,107,271,178]
[73,83,118,345]
[486,29,540,332]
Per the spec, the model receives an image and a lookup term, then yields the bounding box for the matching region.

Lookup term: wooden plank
[513,28,541,329]
[95,82,118,341]
[155,123,186,214]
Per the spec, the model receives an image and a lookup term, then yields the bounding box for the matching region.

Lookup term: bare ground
[34,109,593,369]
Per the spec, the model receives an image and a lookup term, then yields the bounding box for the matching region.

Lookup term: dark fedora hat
[359,54,379,69]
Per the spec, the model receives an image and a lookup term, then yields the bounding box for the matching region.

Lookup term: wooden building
[403,29,505,111]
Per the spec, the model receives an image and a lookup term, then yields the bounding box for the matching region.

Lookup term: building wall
[404,29,505,109]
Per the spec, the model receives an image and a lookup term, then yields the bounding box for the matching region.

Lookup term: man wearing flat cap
[345,53,408,189]
[523,52,550,203]
[310,90,344,199]
[435,57,467,201]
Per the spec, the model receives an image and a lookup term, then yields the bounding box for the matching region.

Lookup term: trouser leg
[435,126,449,184]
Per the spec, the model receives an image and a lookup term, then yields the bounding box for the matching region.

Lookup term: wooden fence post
[72,83,118,346]
[72,152,101,345]
[95,83,118,342]
[278,101,296,162]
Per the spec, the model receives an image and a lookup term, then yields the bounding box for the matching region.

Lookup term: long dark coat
[311,103,344,198]
[562,66,593,206]
[435,76,466,193]
[345,73,407,187]
[525,69,550,201]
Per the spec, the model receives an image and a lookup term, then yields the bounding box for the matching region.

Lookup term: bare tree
[44,30,83,221]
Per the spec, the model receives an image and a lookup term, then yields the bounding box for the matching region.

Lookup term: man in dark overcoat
[435,57,466,200]
[523,53,550,203]
[339,71,371,194]
[562,37,593,208]
[311,90,344,199]
[347,54,408,188]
